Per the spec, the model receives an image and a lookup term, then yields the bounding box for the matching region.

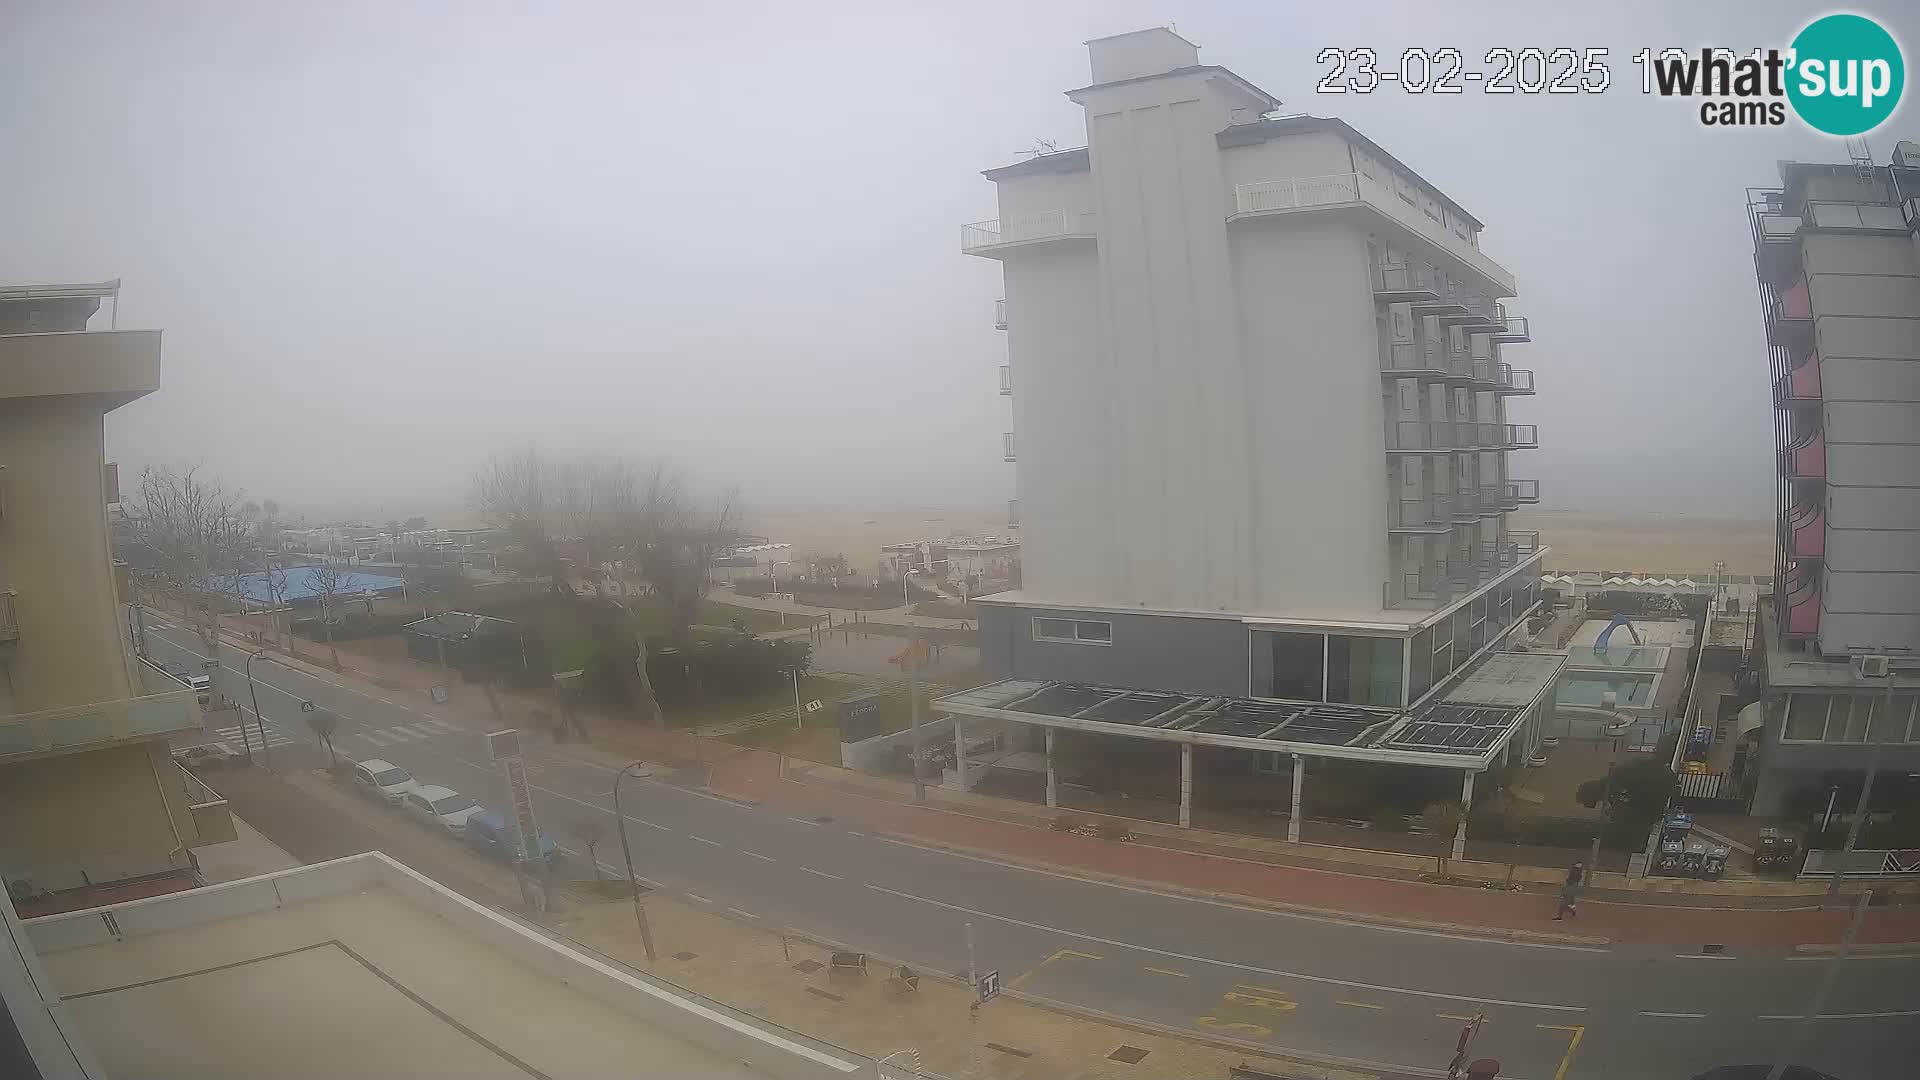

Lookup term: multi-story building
[0,280,231,914]
[1745,147,1920,819]
[965,29,1543,707]
[942,31,1561,846]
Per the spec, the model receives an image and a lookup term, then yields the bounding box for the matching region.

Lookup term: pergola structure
[934,651,1566,857]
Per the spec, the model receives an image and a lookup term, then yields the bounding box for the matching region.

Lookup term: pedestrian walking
[1552,860,1585,921]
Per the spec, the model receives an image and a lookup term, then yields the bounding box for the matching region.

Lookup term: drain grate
[984,1043,1032,1059]
[1108,1046,1150,1065]
[792,959,825,974]
[805,986,846,1003]
[671,951,698,962]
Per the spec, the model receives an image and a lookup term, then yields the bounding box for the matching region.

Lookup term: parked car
[188,674,213,705]
[463,808,559,865]
[402,785,483,835]
[171,743,240,770]
[350,759,420,806]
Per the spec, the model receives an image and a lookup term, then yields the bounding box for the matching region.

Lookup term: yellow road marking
[1223,990,1297,1011]
[1195,1016,1272,1036]
[1337,1000,1385,1010]
[1144,967,1188,978]
[1010,947,1103,989]
[1538,1023,1586,1080]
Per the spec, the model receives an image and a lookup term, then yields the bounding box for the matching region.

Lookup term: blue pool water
[1556,673,1656,707]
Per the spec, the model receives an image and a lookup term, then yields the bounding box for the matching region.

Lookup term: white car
[402,785,483,835]
[349,759,419,806]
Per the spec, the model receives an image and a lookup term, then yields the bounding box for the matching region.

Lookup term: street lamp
[244,650,275,772]
[612,762,660,964]
[1588,710,1631,872]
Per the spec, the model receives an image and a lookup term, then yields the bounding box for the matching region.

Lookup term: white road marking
[1757,1009,1920,1021]
[359,731,393,746]
[1638,1011,1707,1019]
[786,816,821,826]
[799,867,841,880]
[728,907,757,918]
[685,893,712,905]
[690,836,722,847]
[1672,954,1737,960]
[743,851,777,862]
[863,883,1585,1013]
[870,834,1609,953]
[1785,952,1920,962]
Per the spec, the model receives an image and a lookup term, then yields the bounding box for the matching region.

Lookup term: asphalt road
[139,614,1919,1080]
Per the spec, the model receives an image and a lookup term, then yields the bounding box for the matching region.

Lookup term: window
[1449,609,1470,663]
[1033,618,1112,646]
[1327,635,1405,708]
[1257,631,1326,701]
[1784,695,1828,741]
[1408,627,1433,702]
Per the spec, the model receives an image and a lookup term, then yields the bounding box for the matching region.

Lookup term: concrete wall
[0,741,190,894]
[979,602,1251,696]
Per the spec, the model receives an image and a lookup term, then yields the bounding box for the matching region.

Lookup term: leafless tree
[572,818,607,882]
[306,708,341,768]
[128,465,252,650]
[300,561,348,670]
[629,469,743,653]
[470,448,566,592]
[262,561,294,652]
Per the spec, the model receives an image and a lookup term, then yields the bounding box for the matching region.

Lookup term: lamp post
[612,761,659,964]
[244,650,272,770]
[1589,712,1630,873]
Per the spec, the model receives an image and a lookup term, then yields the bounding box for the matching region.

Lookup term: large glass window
[1784,695,1828,741]
[1033,618,1112,646]
[1450,610,1469,663]
[1408,627,1433,702]
[1327,635,1406,708]
[1258,631,1325,702]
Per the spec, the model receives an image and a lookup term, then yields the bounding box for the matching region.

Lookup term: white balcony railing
[999,364,1013,395]
[1002,432,1016,462]
[0,690,199,760]
[0,589,17,642]
[1234,172,1516,294]
[962,209,1098,253]
[994,298,1007,330]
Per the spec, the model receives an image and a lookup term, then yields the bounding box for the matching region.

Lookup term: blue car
[463,808,559,865]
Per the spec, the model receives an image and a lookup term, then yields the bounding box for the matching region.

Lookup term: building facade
[1746,149,1920,817]
[0,280,229,912]
[966,29,1545,711]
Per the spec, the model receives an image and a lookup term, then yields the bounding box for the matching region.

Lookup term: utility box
[838,692,887,744]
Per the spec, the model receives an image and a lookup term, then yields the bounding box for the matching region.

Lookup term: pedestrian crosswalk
[352,717,463,747]
[214,721,296,753]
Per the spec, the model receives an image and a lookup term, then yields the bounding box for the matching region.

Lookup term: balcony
[994,299,1007,330]
[1505,479,1540,506]
[962,210,1098,257]
[174,761,236,847]
[1411,277,1472,319]
[999,364,1013,395]
[1780,430,1826,480]
[1772,352,1822,406]
[1476,484,1505,517]
[1494,366,1535,395]
[1451,490,1484,521]
[1387,420,1455,453]
[1500,423,1539,449]
[1481,532,1542,569]
[1389,497,1453,533]
[1443,289,1503,329]
[1380,339,1451,380]
[1002,432,1016,462]
[1779,561,1821,639]
[1766,275,1814,352]
[1385,560,1457,609]
[0,589,16,643]
[1453,422,1499,449]
[1489,304,1530,343]
[1007,498,1021,529]
[0,690,199,762]
[1785,498,1824,559]
[1751,204,1804,286]
[1372,255,1443,303]
[1231,173,1517,295]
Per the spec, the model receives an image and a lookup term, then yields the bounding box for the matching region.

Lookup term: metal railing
[1381,339,1449,375]
[1236,173,1516,293]
[1007,498,1020,527]
[1451,489,1483,517]
[1500,367,1535,393]
[0,690,198,760]
[1477,484,1504,514]
[1502,423,1539,448]
[0,589,16,642]
[1386,561,1457,609]
[1505,478,1539,504]
[962,209,1098,252]
[1001,432,1015,462]
[1371,255,1444,296]
[993,299,1007,330]
[175,760,225,809]
[1391,497,1452,529]
[1388,420,1454,451]
[998,365,1012,395]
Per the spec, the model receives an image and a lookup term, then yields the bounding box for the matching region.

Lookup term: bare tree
[470,448,566,592]
[629,469,744,702]
[306,708,340,768]
[129,465,252,651]
[572,818,607,882]
[262,561,294,652]
[300,562,348,670]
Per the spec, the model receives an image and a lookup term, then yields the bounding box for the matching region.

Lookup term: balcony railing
[1476,484,1504,516]
[962,210,1098,254]
[1385,560,1457,609]
[1234,173,1517,294]
[1505,479,1540,505]
[1495,367,1535,395]
[1390,497,1453,531]
[0,589,16,642]
[994,299,1007,330]
[999,364,1013,395]
[1445,289,1503,328]
[174,760,236,847]
[1371,256,1444,301]
[0,690,199,761]
[1490,303,1531,342]
[1380,339,1451,379]
[1007,498,1020,528]
[1002,432,1016,462]
[1501,423,1539,449]
[1387,420,1454,452]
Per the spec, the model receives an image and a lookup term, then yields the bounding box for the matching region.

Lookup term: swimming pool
[1556,672,1657,707]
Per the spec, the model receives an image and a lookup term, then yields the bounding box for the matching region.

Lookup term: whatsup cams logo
[1634,13,1905,134]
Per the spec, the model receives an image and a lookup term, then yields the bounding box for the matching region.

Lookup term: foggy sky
[3,1,1911,522]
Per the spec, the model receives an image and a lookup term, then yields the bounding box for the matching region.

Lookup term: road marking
[633,818,670,831]
[867,835,1607,953]
[1223,989,1296,1012]
[728,907,757,919]
[1336,1000,1384,1010]
[690,836,722,847]
[786,816,821,826]
[1638,1011,1707,1018]
[743,851,777,862]
[799,866,841,880]
[1756,1009,1920,1020]
[1011,947,1103,989]
[863,884,1584,1012]
[1785,952,1920,961]
[1436,1013,1478,1022]
[1672,953,1737,960]
[685,893,712,905]
[359,731,393,746]
[1539,1024,1585,1080]
[1194,1016,1271,1037]
[1144,967,1188,978]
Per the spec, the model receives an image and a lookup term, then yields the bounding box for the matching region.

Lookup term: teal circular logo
[1787,14,1905,136]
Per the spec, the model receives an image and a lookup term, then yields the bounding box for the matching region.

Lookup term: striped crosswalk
[353,717,463,747]
[214,722,295,752]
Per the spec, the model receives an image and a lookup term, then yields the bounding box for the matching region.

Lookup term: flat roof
[1216,115,1484,228]
[215,567,407,604]
[26,853,867,1080]
[937,649,1564,770]
[0,279,120,301]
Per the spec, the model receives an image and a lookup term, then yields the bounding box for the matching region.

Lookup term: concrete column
[1454,770,1476,861]
[1044,728,1057,809]
[953,718,968,790]
[1178,743,1193,829]
[1288,755,1304,844]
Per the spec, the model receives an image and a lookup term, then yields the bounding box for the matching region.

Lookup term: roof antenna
[1018,137,1059,159]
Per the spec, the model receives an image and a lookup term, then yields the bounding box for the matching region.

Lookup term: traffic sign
[804,699,825,713]
[976,969,1001,1004]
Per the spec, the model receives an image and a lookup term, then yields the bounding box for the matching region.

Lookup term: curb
[1792,940,1920,956]
[869,829,1610,948]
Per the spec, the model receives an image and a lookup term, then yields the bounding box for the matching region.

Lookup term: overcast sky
[3,1,1911,521]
